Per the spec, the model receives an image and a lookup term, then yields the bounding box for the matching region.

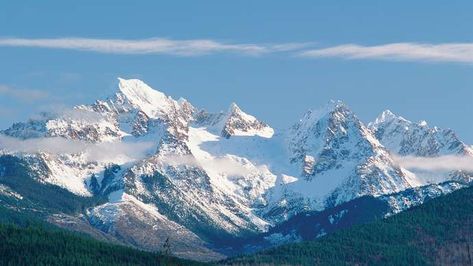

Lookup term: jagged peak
[220,102,274,138]
[228,102,242,114]
[291,100,379,148]
[297,100,355,128]
[418,120,428,127]
[226,102,254,121]
[117,78,168,102]
[378,109,396,121]
[371,109,409,128]
[371,110,473,157]
[316,99,348,115]
[371,110,442,133]
[115,78,175,118]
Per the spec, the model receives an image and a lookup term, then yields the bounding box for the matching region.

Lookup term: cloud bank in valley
[394,155,473,172]
[0,134,155,163]
[0,134,260,176]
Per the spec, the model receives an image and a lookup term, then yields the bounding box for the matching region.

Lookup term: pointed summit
[290,100,382,169]
[228,102,242,114]
[286,100,412,206]
[297,100,350,125]
[371,110,472,157]
[375,110,396,123]
[371,110,408,128]
[291,100,376,150]
[221,102,274,139]
[114,78,176,119]
[418,120,428,127]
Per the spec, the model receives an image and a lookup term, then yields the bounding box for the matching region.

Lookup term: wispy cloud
[0,37,309,56]
[299,43,473,63]
[2,37,471,63]
[395,155,473,172]
[0,85,48,102]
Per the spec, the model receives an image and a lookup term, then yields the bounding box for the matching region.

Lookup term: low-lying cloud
[299,43,473,63]
[0,134,154,163]
[395,155,473,172]
[0,37,309,56]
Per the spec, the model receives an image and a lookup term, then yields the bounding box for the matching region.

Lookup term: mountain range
[0,78,471,261]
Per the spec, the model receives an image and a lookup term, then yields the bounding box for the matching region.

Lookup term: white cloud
[394,155,473,172]
[3,38,471,63]
[0,85,48,102]
[0,134,154,163]
[299,43,473,63]
[0,37,309,56]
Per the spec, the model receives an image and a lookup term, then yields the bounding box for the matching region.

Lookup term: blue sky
[1,1,472,142]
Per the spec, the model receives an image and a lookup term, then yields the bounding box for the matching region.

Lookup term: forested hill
[0,206,205,266]
[222,186,473,265]
[1,185,473,265]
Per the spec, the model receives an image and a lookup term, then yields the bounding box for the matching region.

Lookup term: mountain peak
[318,100,347,114]
[372,109,409,127]
[115,78,174,118]
[296,100,354,132]
[220,103,274,139]
[287,100,411,207]
[117,77,161,95]
[228,102,242,114]
[418,120,428,127]
[290,100,378,162]
[378,109,396,121]
[371,110,472,157]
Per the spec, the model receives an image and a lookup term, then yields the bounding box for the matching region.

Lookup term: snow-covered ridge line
[0,77,471,258]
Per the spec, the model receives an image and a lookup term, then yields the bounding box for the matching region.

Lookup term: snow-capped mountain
[370,110,473,184]
[370,110,473,157]
[263,101,417,222]
[220,103,274,139]
[0,78,471,260]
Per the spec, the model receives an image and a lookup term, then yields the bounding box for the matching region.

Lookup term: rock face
[261,101,416,223]
[240,180,467,252]
[369,110,473,184]
[220,103,274,139]
[0,78,471,260]
[370,110,473,157]
[286,102,413,204]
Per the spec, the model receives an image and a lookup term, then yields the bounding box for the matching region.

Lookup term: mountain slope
[370,109,473,184]
[223,185,473,265]
[0,202,204,266]
[370,110,473,157]
[0,78,471,261]
[265,101,416,222]
[222,180,467,254]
